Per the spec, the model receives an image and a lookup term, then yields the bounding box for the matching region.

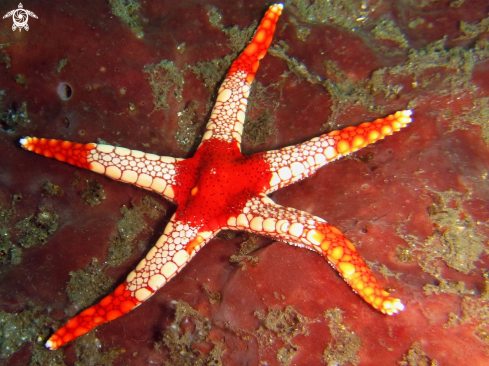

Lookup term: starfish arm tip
[19,136,36,151]
[382,298,405,315]
[45,339,56,350]
[399,109,414,123]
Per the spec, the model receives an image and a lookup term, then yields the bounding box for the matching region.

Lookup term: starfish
[20,4,409,350]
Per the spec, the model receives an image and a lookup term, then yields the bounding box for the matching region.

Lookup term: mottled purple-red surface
[1,0,489,365]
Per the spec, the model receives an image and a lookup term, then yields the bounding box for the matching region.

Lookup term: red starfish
[20,4,409,350]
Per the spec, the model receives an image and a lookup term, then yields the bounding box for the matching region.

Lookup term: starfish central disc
[174,140,272,231]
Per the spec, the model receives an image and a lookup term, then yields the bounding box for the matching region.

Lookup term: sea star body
[20,4,409,350]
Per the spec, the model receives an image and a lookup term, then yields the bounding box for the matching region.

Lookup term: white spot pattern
[200,70,250,146]
[224,195,328,253]
[125,215,218,300]
[85,144,183,201]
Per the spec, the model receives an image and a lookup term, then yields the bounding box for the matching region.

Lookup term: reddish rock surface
[1,0,489,365]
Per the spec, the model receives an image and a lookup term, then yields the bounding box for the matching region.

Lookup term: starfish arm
[225,195,404,315]
[200,4,283,148]
[45,213,217,350]
[19,137,183,202]
[262,110,413,194]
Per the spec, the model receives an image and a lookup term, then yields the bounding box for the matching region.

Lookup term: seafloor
[1,0,489,365]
